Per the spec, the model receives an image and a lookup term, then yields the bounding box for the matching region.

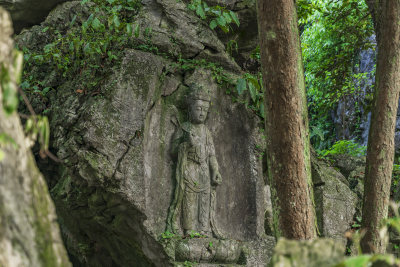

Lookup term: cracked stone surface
[311,155,358,245]
[39,49,272,266]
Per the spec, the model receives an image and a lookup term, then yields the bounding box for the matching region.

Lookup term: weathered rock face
[0,7,70,267]
[45,50,272,266]
[269,238,345,267]
[311,155,358,245]
[0,0,70,32]
[261,153,361,247]
[16,1,273,265]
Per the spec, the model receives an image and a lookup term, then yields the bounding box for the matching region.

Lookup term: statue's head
[187,84,210,124]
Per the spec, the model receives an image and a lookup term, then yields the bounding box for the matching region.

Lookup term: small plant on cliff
[188,231,206,239]
[20,0,142,98]
[321,139,366,157]
[160,230,175,240]
[187,0,239,32]
[183,261,196,267]
[235,73,264,119]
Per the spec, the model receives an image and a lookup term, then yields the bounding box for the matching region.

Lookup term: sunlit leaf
[229,11,240,26]
[236,78,247,95]
[209,20,218,30]
[248,81,257,102]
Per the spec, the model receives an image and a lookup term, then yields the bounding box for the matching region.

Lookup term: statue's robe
[167,122,221,237]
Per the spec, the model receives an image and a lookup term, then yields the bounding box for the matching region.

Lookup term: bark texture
[0,7,70,266]
[256,0,316,239]
[361,0,400,254]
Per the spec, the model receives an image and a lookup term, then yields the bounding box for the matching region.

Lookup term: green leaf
[0,150,4,161]
[223,12,232,24]
[209,20,218,30]
[216,16,226,26]
[236,78,247,95]
[42,87,51,95]
[43,43,54,53]
[37,116,50,151]
[248,81,257,102]
[91,17,102,30]
[134,24,140,37]
[259,103,265,119]
[87,13,94,24]
[82,21,88,31]
[219,25,229,33]
[196,4,206,19]
[211,9,221,16]
[126,23,133,34]
[13,50,23,84]
[202,2,209,12]
[188,3,195,11]
[70,15,77,27]
[33,55,44,62]
[310,126,325,141]
[83,43,91,54]
[229,11,240,26]
[113,15,120,28]
[2,81,18,115]
[20,81,30,90]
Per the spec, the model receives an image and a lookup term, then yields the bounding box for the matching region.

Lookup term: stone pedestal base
[164,236,276,266]
[175,238,242,263]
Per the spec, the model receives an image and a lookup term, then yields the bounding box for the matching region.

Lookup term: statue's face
[190,100,210,124]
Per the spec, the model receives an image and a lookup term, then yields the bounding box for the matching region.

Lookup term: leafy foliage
[235,73,264,118]
[183,261,196,267]
[296,0,322,25]
[301,0,374,150]
[20,0,142,97]
[170,58,234,87]
[321,139,366,157]
[187,0,239,32]
[160,230,175,240]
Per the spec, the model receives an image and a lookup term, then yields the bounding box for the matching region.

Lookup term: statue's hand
[212,172,222,186]
[185,131,195,146]
[189,132,196,146]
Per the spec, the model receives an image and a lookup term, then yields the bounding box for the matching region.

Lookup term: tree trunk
[361,0,400,254]
[256,0,316,239]
[0,8,71,266]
